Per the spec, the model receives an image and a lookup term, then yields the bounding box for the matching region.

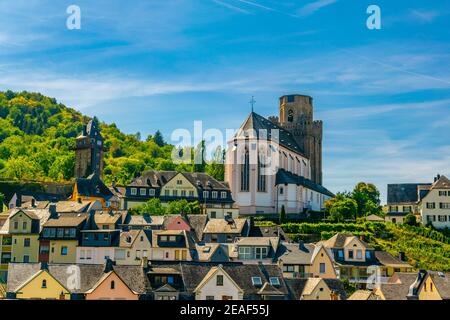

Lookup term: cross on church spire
[249,96,256,112]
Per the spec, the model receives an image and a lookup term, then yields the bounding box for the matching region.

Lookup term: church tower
[278,94,323,185]
[74,119,104,178]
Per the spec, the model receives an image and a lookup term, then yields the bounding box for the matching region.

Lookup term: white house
[419,175,450,229]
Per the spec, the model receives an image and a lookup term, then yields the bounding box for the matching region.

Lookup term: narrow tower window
[288,109,294,122]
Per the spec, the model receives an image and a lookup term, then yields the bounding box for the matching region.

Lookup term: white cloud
[297,0,337,17]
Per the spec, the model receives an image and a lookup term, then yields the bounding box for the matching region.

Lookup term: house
[70,173,119,210]
[0,220,12,282]
[286,278,346,300]
[229,237,280,264]
[76,211,121,264]
[150,230,195,261]
[115,229,152,266]
[9,209,49,263]
[85,259,147,300]
[7,260,149,300]
[225,96,334,215]
[374,271,447,300]
[123,171,238,217]
[276,242,337,279]
[419,175,450,229]
[39,209,87,264]
[248,223,289,242]
[8,192,65,210]
[93,210,128,230]
[147,265,185,300]
[185,263,288,300]
[202,218,249,243]
[195,243,230,263]
[320,234,412,287]
[7,263,71,300]
[385,183,430,223]
[347,290,379,300]
[119,214,164,231]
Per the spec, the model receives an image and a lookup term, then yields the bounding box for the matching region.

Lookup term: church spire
[249,96,256,113]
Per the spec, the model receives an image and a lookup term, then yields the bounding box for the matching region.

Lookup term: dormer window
[252,277,262,286]
[269,277,280,286]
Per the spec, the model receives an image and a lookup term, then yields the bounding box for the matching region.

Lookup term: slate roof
[275,242,317,265]
[285,278,346,300]
[44,213,88,227]
[248,225,289,242]
[376,272,419,300]
[387,183,430,204]
[235,112,306,156]
[374,251,412,268]
[125,215,165,227]
[321,233,374,250]
[348,290,378,300]
[180,263,289,296]
[429,271,450,300]
[129,171,230,191]
[7,262,148,294]
[186,214,209,241]
[75,174,114,199]
[203,218,247,234]
[431,175,450,190]
[275,169,334,197]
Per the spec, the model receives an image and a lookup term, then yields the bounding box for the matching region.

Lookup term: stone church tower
[74,119,104,178]
[277,94,323,185]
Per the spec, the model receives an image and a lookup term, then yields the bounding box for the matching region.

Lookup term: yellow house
[9,210,41,263]
[40,213,88,264]
[286,278,346,300]
[278,242,337,279]
[71,174,119,210]
[375,271,442,300]
[116,229,152,266]
[14,269,70,300]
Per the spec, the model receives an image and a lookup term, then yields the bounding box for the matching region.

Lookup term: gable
[85,271,137,296]
[161,173,197,195]
[15,270,69,297]
[194,267,243,294]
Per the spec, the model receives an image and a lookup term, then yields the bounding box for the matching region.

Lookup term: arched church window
[240,147,250,192]
[288,109,294,122]
[257,152,267,192]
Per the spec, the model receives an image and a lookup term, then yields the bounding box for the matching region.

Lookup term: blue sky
[1,0,449,202]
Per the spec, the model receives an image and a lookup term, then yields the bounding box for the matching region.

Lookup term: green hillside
[0,90,224,186]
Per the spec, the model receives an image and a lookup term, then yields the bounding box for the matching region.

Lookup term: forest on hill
[0,90,224,186]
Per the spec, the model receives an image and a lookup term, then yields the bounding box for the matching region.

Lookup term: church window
[240,148,250,192]
[257,153,266,192]
[288,109,294,122]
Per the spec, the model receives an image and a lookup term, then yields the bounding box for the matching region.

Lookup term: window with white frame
[221,192,227,199]
[439,191,447,196]
[212,191,218,199]
[203,191,209,198]
[238,247,252,260]
[426,202,436,209]
[130,188,137,195]
[149,189,155,196]
[438,215,448,222]
[140,188,146,196]
[439,203,450,209]
[255,247,268,259]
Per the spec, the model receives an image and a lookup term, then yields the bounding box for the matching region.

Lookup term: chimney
[103,258,115,273]
[399,252,406,262]
[330,291,339,301]
[40,262,49,271]
[77,197,82,204]
[49,203,58,219]
[31,198,37,208]
[359,234,365,242]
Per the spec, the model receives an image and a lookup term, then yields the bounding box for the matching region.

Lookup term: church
[225,94,334,215]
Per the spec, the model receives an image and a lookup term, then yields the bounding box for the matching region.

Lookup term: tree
[328,198,358,222]
[404,214,418,227]
[206,145,225,181]
[131,198,165,216]
[352,182,382,217]
[279,205,286,224]
[193,140,206,173]
[0,192,4,206]
[152,130,165,147]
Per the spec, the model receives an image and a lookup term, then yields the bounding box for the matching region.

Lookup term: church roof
[236,112,305,157]
[275,169,334,197]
